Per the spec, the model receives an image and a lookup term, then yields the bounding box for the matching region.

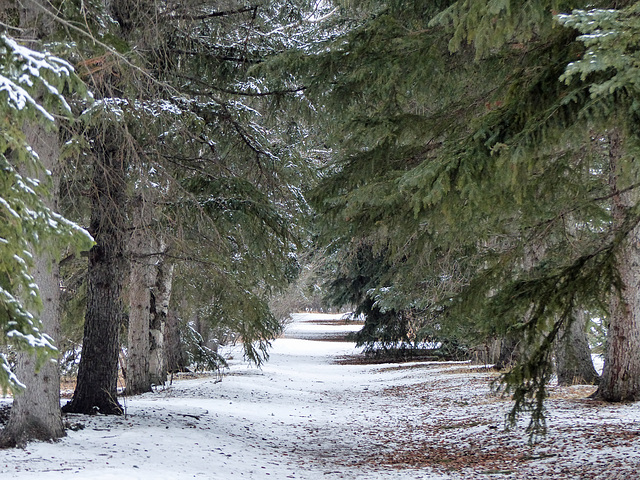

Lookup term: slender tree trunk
[149,259,173,386]
[0,124,65,447]
[596,130,640,401]
[62,131,127,415]
[555,216,599,386]
[555,309,599,386]
[125,185,174,390]
[165,309,187,376]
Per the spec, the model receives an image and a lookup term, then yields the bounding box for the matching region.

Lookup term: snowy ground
[2,313,640,479]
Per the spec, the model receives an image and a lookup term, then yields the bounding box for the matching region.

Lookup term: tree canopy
[258,0,640,435]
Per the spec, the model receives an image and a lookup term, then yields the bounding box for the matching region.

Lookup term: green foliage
[558,6,640,99]
[431,0,571,58]
[173,266,284,366]
[323,239,423,352]
[557,5,640,161]
[588,316,607,355]
[47,1,323,369]
[0,36,92,392]
[280,0,640,438]
[182,323,228,374]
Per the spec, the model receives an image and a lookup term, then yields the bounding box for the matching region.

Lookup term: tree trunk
[555,309,599,386]
[124,196,157,395]
[493,244,544,371]
[165,309,187,376]
[596,130,640,401]
[0,0,68,444]
[0,123,65,447]
[149,259,173,386]
[62,131,127,415]
[494,335,520,370]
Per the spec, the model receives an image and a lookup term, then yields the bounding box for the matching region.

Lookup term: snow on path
[3,313,640,479]
[0,314,448,479]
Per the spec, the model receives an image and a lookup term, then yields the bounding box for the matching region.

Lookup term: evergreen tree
[57,0,322,408]
[0,23,92,447]
[0,34,91,391]
[556,2,640,402]
[267,0,640,435]
[323,238,427,355]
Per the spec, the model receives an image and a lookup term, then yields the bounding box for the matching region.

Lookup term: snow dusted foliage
[0,36,92,392]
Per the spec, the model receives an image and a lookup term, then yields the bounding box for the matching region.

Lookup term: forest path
[2,313,640,479]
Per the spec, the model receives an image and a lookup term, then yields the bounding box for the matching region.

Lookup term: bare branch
[164,5,258,21]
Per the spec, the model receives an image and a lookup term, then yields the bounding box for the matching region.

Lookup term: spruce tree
[56,0,322,408]
[267,0,640,434]
[556,3,640,402]
[0,27,92,447]
[0,35,92,390]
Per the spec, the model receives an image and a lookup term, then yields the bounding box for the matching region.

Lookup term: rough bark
[555,309,599,386]
[62,132,127,415]
[494,335,520,371]
[149,260,173,386]
[125,178,174,390]
[164,309,187,377]
[596,130,640,401]
[0,123,65,447]
[124,196,157,395]
[0,0,66,446]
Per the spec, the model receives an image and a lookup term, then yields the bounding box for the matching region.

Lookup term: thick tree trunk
[62,132,127,415]
[0,123,65,447]
[555,309,599,386]
[125,196,157,395]
[149,260,173,386]
[596,130,640,401]
[0,255,66,447]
